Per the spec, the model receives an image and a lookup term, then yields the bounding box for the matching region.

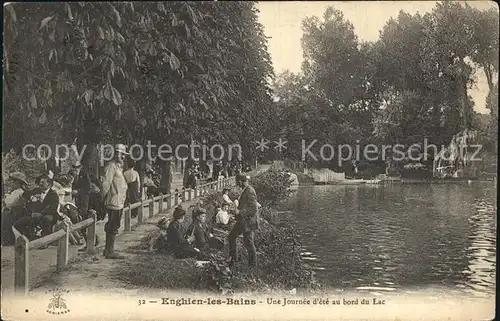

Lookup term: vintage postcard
[2,1,497,320]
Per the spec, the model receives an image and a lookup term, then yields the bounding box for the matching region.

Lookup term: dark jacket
[72,170,91,199]
[192,222,211,249]
[236,185,259,232]
[166,220,188,250]
[24,187,60,220]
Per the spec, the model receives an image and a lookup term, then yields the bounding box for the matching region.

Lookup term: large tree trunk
[183,158,194,188]
[81,143,99,183]
[159,159,172,194]
[137,157,146,199]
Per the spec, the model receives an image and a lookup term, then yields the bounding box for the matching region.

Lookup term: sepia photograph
[1,1,498,320]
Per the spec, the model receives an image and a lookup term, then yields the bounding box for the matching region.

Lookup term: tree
[3,2,275,190]
[301,8,365,109]
[469,7,499,92]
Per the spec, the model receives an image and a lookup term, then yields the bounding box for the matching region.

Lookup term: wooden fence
[11,176,236,294]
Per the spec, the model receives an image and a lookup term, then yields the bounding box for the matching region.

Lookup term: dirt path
[29,199,201,296]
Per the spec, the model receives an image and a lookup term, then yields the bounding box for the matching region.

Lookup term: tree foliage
[3,2,274,160]
[273,1,498,174]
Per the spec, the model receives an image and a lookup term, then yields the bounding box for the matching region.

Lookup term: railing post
[149,195,155,218]
[124,206,131,232]
[167,194,172,209]
[138,199,145,224]
[57,221,70,271]
[159,194,164,213]
[188,189,192,201]
[194,188,198,198]
[174,191,179,206]
[86,211,97,255]
[14,233,29,295]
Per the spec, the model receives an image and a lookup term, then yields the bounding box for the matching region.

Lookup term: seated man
[14,173,61,243]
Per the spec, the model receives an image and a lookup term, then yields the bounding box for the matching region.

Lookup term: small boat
[376,174,402,182]
[365,179,383,185]
[314,179,382,185]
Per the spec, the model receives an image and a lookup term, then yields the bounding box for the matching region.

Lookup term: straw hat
[115,144,129,155]
[8,172,28,186]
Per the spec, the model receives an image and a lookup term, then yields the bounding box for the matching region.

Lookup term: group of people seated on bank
[152,184,261,263]
[154,206,223,260]
[1,157,144,249]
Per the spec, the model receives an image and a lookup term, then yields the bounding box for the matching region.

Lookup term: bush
[250,169,293,206]
[196,170,318,294]
[2,150,23,195]
[201,220,320,294]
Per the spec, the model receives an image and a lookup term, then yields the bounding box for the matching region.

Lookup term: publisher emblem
[46,288,70,315]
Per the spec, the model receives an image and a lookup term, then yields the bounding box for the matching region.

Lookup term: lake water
[276,182,497,298]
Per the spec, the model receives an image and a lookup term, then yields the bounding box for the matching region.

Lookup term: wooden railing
[11,176,236,294]
[11,212,97,295]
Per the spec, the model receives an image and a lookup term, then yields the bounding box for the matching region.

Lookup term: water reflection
[278,182,496,296]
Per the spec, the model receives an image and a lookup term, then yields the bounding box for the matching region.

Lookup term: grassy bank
[111,169,320,294]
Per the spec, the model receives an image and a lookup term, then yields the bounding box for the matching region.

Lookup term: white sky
[257,1,498,114]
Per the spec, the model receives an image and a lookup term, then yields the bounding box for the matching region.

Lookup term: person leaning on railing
[14,173,61,246]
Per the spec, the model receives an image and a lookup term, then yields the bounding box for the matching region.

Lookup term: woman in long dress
[124,159,141,218]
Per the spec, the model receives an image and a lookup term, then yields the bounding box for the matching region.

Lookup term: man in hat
[15,173,60,241]
[2,172,29,245]
[228,174,259,267]
[100,144,129,259]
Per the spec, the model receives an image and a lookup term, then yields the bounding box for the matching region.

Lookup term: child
[215,202,232,227]
[150,216,170,253]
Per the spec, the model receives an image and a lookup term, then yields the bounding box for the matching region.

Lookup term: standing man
[71,161,100,252]
[101,144,129,259]
[228,174,259,267]
[71,161,92,217]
